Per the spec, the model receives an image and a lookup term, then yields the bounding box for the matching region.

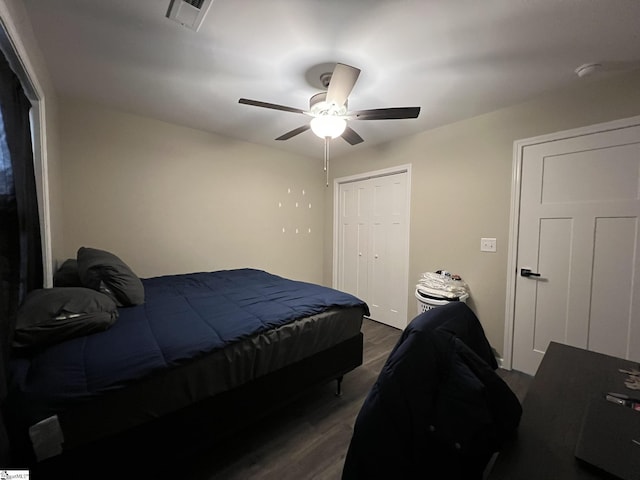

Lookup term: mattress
[7,268,368,459]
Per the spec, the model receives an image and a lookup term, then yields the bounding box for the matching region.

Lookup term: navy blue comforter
[9,268,368,418]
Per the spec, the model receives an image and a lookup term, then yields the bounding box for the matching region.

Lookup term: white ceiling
[22,0,640,160]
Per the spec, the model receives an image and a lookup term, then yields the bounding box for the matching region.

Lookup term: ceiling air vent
[166,0,214,31]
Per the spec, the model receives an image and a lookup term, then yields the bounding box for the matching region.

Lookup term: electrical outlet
[481,237,497,252]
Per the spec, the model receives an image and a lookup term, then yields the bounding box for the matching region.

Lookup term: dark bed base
[26,332,363,477]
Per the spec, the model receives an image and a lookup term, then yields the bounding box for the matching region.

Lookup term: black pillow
[77,246,145,306]
[12,287,118,352]
[53,258,82,287]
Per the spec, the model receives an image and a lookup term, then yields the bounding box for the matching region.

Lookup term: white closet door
[337,181,371,304]
[336,169,409,330]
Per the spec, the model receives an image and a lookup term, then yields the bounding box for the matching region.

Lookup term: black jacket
[342,302,522,479]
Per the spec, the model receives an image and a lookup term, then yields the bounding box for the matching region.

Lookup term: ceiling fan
[238,63,421,185]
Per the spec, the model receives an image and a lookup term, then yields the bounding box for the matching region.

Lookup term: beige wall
[324,69,640,356]
[58,97,326,284]
[1,0,63,284]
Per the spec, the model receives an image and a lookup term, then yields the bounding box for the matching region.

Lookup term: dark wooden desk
[489,341,639,479]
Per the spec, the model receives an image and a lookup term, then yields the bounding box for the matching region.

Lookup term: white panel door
[368,173,409,328]
[336,169,409,330]
[337,182,371,303]
[512,123,640,375]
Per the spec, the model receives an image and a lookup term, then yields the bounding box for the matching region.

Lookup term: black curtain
[0,49,43,463]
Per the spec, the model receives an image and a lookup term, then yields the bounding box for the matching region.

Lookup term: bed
[4,248,368,473]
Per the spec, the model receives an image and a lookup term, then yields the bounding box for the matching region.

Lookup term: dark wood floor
[157,319,533,480]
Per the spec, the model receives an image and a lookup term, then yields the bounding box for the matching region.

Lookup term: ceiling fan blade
[275,124,310,141]
[239,98,306,115]
[350,107,421,120]
[341,126,364,145]
[326,63,361,107]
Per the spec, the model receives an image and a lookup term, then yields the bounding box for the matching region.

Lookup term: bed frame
[12,330,364,476]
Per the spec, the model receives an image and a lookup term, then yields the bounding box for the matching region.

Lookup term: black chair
[342,302,522,479]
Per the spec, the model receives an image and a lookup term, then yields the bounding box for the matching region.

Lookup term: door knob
[520,268,541,278]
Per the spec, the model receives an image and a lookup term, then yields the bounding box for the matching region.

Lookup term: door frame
[332,164,412,318]
[503,114,640,370]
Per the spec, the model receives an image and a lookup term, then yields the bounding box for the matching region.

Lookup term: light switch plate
[481,237,497,252]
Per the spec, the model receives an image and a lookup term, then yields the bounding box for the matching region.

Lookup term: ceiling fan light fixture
[310,115,347,139]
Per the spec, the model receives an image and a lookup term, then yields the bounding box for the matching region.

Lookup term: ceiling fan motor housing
[319,72,333,88]
[309,92,347,116]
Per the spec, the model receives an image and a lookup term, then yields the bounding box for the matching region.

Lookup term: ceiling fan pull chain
[324,136,330,187]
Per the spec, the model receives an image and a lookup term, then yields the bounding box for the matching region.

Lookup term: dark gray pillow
[53,258,82,287]
[12,287,118,352]
[77,247,145,307]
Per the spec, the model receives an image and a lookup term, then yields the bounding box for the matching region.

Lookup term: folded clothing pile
[416,271,469,301]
